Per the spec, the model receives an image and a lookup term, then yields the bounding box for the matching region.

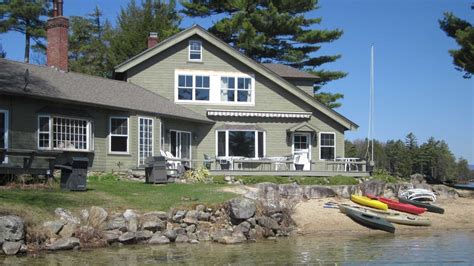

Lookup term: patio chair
[203,154,214,169]
[294,155,309,171]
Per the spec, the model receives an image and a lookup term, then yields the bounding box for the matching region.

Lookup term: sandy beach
[292,197,474,235]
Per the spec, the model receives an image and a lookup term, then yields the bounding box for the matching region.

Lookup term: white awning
[207,109,311,119]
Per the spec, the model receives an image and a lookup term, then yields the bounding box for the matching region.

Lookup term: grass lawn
[212,175,360,185]
[0,177,236,226]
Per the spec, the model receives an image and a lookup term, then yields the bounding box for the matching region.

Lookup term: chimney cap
[149,32,158,38]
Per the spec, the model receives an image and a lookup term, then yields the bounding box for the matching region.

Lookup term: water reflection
[2,231,474,265]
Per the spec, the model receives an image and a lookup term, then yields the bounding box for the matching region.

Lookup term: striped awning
[207,109,311,119]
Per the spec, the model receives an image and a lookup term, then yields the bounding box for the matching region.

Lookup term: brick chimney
[46,0,68,71]
[147,32,159,49]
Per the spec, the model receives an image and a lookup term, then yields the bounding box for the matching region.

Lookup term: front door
[138,117,154,167]
[293,133,311,170]
[0,110,8,164]
[170,130,192,166]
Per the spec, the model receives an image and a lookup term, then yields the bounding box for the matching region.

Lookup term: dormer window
[189,40,202,61]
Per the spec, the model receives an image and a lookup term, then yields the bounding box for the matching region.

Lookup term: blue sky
[1,0,473,162]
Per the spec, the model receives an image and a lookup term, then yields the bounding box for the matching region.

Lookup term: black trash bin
[145,156,167,184]
[60,157,89,191]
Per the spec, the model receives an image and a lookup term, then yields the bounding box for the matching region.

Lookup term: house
[0,2,366,177]
[114,25,366,176]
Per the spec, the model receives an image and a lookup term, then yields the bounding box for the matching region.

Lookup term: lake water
[2,231,474,265]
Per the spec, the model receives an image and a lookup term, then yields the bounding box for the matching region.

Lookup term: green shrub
[328,175,359,185]
[371,169,398,183]
[183,167,212,183]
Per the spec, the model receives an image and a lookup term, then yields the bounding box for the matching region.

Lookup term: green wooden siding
[125,34,346,165]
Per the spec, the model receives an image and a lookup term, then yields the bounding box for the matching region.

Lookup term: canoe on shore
[351,195,388,211]
[366,194,426,215]
[340,204,431,226]
[398,197,445,214]
[340,205,395,233]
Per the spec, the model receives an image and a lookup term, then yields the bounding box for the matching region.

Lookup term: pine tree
[108,0,181,68]
[0,0,49,63]
[182,0,346,108]
[68,6,113,77]
[439,4,473,79]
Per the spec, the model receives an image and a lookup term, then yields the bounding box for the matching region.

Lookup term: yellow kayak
[351,195,388,211]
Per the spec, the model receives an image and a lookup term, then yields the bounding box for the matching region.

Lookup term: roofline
[0,90,214,124]
[114,25,358,131]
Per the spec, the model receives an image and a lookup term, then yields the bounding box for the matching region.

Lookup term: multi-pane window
[138,117,153,166]
[294,135,309,150]
[320,133,335,160]
[189,40,202,61]
[38,116,51,149]
[37,115,91,151]
[178,75,193,100]
[110,117,129,153]
[216,130,265,158]
[220,77,235,102]
[195,75,210,100]
[237,77,251,102]
[221,77,252,102]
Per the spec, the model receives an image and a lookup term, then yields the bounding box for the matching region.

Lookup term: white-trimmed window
[216,130,265,158]
[320,132,335,160]
[109,117,129,154]
[37,115,92,151]
[138,117,154,166]
[221,77,252,102]
[38,115,51,149]
[177,74,210,101]
[189,40,202,61]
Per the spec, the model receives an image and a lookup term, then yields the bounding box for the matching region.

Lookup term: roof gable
[115,25,358,130]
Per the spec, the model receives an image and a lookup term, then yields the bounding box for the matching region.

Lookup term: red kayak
[366,194,426,215]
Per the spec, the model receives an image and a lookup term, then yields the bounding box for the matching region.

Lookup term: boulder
[118,232,136,244]
[332,185,360,199]
[0,216,25,242]
[148,234,170,245]
[128,218,138,232]
[163,229,177,242]
[196,231,211,241]
[432,185,459,199]
[190,239,199,244]
[360,180,386,196]
[233,221,251,235]
[172,210,187,222]
[142,220,165,232]
[410,173,426,184]
[42,220,65,235]
[2,241,22,255]
[106,216,127,231]
[256,183,280,204]
[279,183,304,200]
[228,198,256,222]
[210,229,232,242]
[88,206,108,229]
[175,234,189,243]
[135,230,153,241]
[80,209,89,223]
[123,209,138,221]
[59,223,79,238]
[102,230,120,244]
[182,217,198,225]
[304,186,336,199]
[252,225,266,240]
[218,233,246,244]
[256,216,279,230]
[47,237,80,251]
[186,224,196,233]
[195,205,206,212]
[55,208,80,224]
[143,211,168,220]
[198,211,211,221]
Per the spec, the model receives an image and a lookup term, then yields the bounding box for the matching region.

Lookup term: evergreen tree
[455,158,471,181]
[68,6,113,77]
[182,0,346,108]
[439,4,473,79]
[108,0,181,68]
[0,0,49,63]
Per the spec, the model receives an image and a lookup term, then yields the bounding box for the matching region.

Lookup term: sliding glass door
[170,130,191,161]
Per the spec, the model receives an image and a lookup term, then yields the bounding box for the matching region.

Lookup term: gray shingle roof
[0,59,212,124]
[262,63,318,80]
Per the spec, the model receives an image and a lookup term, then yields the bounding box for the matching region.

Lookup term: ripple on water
[2,231,474,265]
